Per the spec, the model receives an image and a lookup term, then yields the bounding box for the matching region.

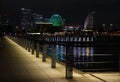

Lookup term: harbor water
[46,44,119,72]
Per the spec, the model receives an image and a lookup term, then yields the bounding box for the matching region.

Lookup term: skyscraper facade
[84,11,95,30]
[32,13,43,22]
[21,8,32,32]
[0,13,8,33]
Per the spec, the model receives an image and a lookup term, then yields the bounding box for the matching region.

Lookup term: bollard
[51,44,56,68]
[42,44,46,62]
[31,41,34,55]
[28,40,30,52]
[36,42,39,58]
[23,38,26,48]
[66,45,73,79]
[25,39,27,50]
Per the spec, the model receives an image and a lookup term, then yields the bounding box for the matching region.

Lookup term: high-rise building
[32,13,43,22]
[0,13,8,33]
[84,11,95,30]
[21,8,32,32]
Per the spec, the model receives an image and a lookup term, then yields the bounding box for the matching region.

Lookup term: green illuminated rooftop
[50,14,64,27]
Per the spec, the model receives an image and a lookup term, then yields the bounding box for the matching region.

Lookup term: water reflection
[72,47,94,69]
[56,45,66,62]
[46,44,117,71]
[47,45,94,70]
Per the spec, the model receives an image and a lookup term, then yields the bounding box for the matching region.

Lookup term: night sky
[0,0,120,26]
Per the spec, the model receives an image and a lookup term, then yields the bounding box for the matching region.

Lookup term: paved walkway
[0,36,119,82]
[91,72,120,82]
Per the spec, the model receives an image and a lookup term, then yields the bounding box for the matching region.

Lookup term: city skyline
[0,0,120,26]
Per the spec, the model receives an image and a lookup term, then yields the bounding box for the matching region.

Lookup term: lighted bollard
[36,42,39,58]
[66,44,73,79]
[31,41,34,55]
[25,39,28,50]
[42,44,47,62]
[28,40,30,52]
[23,38,26,48]
[51,44,56,68]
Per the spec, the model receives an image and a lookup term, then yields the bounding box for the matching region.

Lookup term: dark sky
[0,0,120,26]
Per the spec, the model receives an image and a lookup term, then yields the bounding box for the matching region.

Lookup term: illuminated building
[84,11,95,30]
[50,14,64,27]
[21,8,32,32]
[32,13,44,31]
[0,13,8,32]
[32,13,43,22]
[64,25,80,31]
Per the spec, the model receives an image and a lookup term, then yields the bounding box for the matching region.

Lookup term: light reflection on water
[47,45,94,70]
[56,45,93,62]
[47,44,118,71]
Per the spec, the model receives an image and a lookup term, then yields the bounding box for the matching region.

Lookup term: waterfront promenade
[0,36,119,82]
